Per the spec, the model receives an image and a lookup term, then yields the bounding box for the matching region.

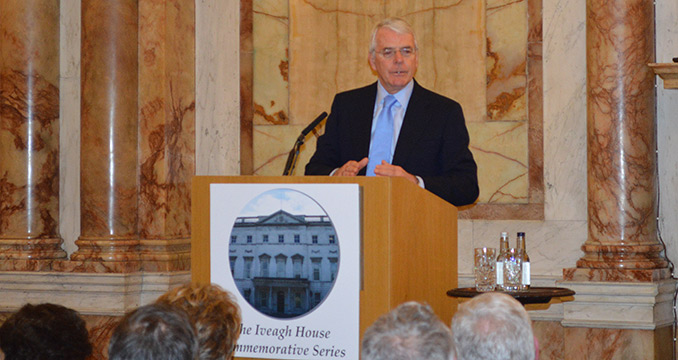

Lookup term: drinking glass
[502,248,523,292]
[474,247,497,292]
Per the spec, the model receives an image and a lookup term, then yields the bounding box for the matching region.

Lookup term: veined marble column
[560,1,674,357]
[0,0,67,270]
[69,0,141,272]
[564,0,669,282]
[68,0,195,272]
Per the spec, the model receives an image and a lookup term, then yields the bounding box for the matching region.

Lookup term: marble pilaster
[137,0,194,271]
[69,0,141,272]
[195,0,241,176]
[240,0,254,174]
[0,0,67,270]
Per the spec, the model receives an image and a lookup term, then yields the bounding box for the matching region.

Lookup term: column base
[0,237,67,270]
[138,237,191,272]
[69,236,192,272]
[563,267,670,282]
[577,244,668,268]
[52,259,141,273]
[568,243,671,281]
[70,236,142,273]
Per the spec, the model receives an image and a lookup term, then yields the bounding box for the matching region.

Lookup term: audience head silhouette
[361,301,455,360]
[451,292,535,360]
[108,303,198,360]
[0,303,92,360]
[156,282,241,360]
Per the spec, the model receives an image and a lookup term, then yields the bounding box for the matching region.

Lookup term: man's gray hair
[109,303,199,360]
[361,301,455,360]
[451,292,535,360]
[368,17,418,54]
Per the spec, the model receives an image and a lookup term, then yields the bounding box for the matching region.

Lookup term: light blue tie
[367,95,397,176]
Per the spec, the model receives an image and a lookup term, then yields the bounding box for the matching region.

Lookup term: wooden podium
[192,176,458,357]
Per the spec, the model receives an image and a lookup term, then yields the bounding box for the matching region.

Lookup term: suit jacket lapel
[393,81,431,166]
[352,82,378,159]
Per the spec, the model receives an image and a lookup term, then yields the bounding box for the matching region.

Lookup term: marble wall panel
[253,124,319,176]
[387,0,487,124]
[255,0,533,209]
[289,0,381,126]
[486,0,527,121]
[542,0,587,222]
[253,0,289,126]
[84,314,119,360]
[532,320,564,360]
[564,327,672,360]
[459,219,586,277]
[468,121,528,203]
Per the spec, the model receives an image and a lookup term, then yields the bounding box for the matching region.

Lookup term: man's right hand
[333,157,368,176]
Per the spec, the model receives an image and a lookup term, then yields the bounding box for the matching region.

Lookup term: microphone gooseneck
[282,112,329,176]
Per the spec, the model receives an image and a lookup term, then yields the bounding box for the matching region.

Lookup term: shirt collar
[376,80,414,110]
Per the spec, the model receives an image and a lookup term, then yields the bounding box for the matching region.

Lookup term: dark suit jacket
[305,80,479,206]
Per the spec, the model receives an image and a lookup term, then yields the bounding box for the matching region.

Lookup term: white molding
[559,279,677,330]
[0,271,191,316]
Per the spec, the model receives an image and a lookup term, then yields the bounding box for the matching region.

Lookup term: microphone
[300,112,328,137]
[282,112,329,175]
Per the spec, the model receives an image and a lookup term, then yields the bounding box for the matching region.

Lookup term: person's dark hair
[108,303,199,360]
[0,303,92,360]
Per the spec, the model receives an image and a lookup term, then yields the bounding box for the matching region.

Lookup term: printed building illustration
[229,209,339,318]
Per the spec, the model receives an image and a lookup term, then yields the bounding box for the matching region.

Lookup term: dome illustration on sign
[227,188,340,319]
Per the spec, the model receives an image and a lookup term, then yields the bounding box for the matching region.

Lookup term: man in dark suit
[305,17,479,206]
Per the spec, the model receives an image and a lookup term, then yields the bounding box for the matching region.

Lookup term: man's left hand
[373,161,418,185]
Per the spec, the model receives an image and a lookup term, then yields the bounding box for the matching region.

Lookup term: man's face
[369,27,418,94]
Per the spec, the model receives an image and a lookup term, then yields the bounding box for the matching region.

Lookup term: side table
[446,287,575,305]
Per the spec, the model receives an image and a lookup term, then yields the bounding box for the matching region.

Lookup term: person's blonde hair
[157,283,241,360]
